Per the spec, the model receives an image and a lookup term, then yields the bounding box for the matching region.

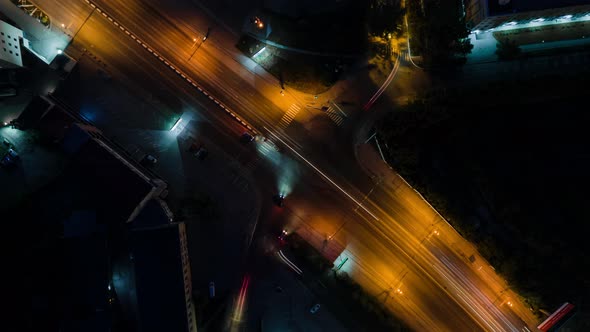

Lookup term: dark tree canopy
[496,39,522,60]
[408,0,473,65]
[367,0,405,37]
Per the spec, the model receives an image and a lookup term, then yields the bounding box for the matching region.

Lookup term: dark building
[113,221,197,332]
[465,0,590,31]
[22,96,187,331]
[17,95,171,225]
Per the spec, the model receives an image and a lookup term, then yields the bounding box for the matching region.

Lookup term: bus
[537,302,576,332]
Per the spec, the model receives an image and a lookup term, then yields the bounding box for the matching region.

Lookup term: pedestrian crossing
[278,104,300,129]
[323,106,345,126]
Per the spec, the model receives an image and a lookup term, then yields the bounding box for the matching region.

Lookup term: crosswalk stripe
[325,106,344,126]
[278,104,301,129]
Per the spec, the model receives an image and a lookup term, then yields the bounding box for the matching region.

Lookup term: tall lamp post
[188,27,210,61]
[71,7,96,42]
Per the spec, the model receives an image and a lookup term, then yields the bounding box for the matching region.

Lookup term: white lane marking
[84,0,259,135]
[265,127,380,221]
[432,263,501,332]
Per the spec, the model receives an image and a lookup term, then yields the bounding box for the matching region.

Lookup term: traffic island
[236,35,346,94]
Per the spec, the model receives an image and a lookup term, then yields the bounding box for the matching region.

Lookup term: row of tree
[407,0,473,65]
[375,74,590,316]
[367,0,405,37]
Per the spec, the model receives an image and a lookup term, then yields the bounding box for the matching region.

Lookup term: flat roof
[0,19,24,67]
[64,133,153,224]
[130,224,189,332]
[61,234,111,331]
[488,0,589,16]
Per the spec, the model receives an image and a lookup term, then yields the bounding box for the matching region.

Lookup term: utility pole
[328,177,382,240]
[71,7,96,42]
[188,27,210,61]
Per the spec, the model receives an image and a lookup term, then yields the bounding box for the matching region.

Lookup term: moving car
[240,132,254,144]
[273,194,285,207]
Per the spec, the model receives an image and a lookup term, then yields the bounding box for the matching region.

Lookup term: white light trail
[277,250,303,275]
[264,127,380,221]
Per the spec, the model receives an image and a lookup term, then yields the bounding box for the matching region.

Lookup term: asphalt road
[31,0,538,330]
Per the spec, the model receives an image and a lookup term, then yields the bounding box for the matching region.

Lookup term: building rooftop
[130,224,190,332]
[61,126,155,224]
[60,233,111,332]
[16,97,168,225]
[488,0,589,16]
[0,19,24,68]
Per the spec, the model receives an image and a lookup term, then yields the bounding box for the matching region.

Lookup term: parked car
[209,281,215,298]
[7,148,18,159]
[310,303,321,314]
[0,154,17,168]
[141,154,157,166]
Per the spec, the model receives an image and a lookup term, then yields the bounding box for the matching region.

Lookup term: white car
[310,303,321,314]
[7,148,18,159]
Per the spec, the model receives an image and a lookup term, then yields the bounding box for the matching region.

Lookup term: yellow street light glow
[258,22,264,28]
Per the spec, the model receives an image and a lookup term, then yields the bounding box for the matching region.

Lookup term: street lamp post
[493,287,510,305]
[188,27,210,61]
[71,7,96,42]
[328,177,382,240]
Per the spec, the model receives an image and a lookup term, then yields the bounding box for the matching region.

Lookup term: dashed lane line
[82,0,258,135]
